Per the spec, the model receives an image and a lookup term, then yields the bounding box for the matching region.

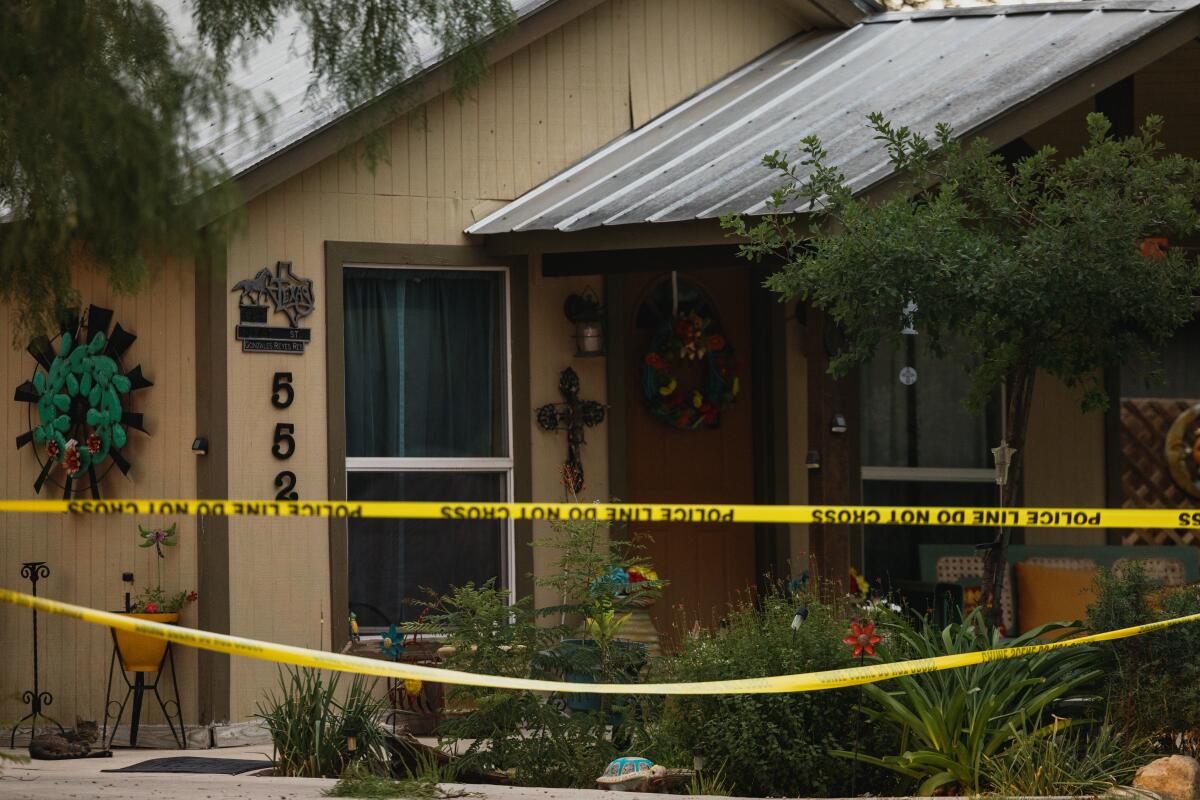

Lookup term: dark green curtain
[344,270,406,456]
[343,267,508,626]
[344,268,505,457]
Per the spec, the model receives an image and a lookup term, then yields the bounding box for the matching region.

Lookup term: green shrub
[257,666,391,778]
[638,590,901,798]
[982,722,1152,796]
[426,581,620,788]
[1088,563,1200,751]
[840,611,1103,796]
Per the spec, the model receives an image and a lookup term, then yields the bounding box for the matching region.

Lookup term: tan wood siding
[280,0,802,250]
[0,259,199,729]
[216,0,800,719]
[223,191,333,720]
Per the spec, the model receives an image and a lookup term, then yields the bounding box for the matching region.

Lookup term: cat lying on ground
[28,720,112,760]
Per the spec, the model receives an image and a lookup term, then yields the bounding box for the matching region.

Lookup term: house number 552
[271,372,298,500]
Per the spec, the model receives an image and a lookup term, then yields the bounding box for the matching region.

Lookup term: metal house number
[270,371,298,500]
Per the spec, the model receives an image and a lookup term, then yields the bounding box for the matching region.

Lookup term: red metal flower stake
[843,620,882,658]
[843,619,881,795]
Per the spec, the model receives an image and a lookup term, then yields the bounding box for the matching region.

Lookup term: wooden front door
[624,268,757,636]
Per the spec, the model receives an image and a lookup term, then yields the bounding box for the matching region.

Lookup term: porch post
[804,307,858,592]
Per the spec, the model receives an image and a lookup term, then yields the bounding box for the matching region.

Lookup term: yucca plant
[833,611,1104,796]
[983,721,1152,796]
[257,666,391,778]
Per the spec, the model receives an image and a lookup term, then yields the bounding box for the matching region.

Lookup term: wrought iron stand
[9,561,65,747]
[103,638,186,749]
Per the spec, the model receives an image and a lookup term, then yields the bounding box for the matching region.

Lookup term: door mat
[103,757,273,774]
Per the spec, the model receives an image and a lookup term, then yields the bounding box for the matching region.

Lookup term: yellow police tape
[3,587,1200,695]
[2,498,1200,529]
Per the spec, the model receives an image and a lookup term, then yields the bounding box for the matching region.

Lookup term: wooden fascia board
[211,0,608,217]
[481,218,743,256]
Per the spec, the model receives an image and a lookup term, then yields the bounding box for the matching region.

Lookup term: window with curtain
[860,339,1000,584]
[343,266,511,627]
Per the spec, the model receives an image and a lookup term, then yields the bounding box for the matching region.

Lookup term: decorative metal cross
[536,367,605,494]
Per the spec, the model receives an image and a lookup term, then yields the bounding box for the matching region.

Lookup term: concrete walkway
[0,746,714,799]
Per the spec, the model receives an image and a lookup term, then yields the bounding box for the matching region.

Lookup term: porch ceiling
[467,0,1200,236]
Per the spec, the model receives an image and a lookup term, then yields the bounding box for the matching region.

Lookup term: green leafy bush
[840,612,1103,796]
[639,590,901,798]
[257,666,391,778]
[1088,563,1200,751]
[426,581,620,788]
[421,515,671,789]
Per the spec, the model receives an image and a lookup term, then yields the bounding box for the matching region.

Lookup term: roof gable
[468,0,1200,235]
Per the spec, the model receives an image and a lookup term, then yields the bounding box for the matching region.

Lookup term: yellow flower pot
[113,612,178,672]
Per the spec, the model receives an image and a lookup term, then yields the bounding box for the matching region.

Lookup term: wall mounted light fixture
[191,437,208,456]
[563,287,605,357]
[805,450,821,470]
[829,413,848,435]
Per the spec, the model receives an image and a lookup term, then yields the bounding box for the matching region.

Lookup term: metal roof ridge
[863,0,1194,23]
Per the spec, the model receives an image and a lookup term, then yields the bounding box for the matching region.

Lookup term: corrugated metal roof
[467,0,1200,235]
[162,0,561,180]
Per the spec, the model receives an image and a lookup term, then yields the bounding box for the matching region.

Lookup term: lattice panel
[1121,398,1200,546]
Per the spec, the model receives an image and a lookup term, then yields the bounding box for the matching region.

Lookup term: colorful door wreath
[641,310,740,429]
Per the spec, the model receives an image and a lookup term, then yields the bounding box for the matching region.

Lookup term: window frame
[342,262,517,626]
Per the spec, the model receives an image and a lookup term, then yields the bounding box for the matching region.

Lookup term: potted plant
[533,487,667,715]
[114,523,196,672]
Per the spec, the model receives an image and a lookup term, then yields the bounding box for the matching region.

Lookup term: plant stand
[8,561,66,747]
[102,636,185,749]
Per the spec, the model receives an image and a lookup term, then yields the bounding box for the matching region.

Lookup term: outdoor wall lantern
[829,413,848,434]
[191,436,208,456]
[805,450,821,470]
[563,287,605,357]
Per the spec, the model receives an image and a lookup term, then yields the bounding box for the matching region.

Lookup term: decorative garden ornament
[641,311,739,430]
[597,757,667,792]
[843,620,882,659]
[536,367,606,494]
[13,304,152,498]
[380,624,403,661]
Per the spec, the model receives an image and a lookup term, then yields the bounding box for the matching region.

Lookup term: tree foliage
[0,0,514,338]
[725,112,1200,623]
[728,112,1200,415]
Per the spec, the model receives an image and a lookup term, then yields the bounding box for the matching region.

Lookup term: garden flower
[187,591,198,602]
[843,620,881,658]
[404,679,423,696]
[144,602,159,613]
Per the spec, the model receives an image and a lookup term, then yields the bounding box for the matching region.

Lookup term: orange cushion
[1015,561,1098,635]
